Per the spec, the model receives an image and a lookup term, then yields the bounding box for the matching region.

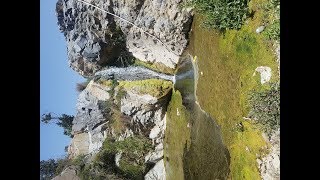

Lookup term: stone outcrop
[67,79,172,177]
[145,159,166,180]
[56,0,193,77]
[257,129,280,180]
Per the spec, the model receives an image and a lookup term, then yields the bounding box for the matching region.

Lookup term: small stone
[254,66,272,84]
[176,108,180,116]
[256,26,265,33]
[115,152,122,167]
[200,71,203,76]
[245,146,250,151]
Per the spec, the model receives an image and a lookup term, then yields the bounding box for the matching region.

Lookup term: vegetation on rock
[71,136,153,180]
[164,90,191,180]
[133,59,176,75]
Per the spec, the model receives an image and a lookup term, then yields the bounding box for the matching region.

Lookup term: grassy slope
[188,0,279,179]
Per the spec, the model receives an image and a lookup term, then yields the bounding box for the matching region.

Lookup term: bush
[262,0,280,41]
[264,20,280,41]
[97,136,153,179]
[248,82,280,135]
[187,0,249,30]
[40,159,58,180]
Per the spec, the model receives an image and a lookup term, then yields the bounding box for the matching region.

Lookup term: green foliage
[261,0,280,41]
[99,136,153,179]
[248,82,280,135]
[55,157,72,176]
[74,136,153,180]
[263,19,279,41]
[41,113,74,137]
[187,0,250,30]
[40,159,58,180]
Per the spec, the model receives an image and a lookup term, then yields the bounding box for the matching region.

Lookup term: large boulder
[56,0,193,77]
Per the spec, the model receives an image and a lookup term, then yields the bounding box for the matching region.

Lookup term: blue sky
[40,0,85,160]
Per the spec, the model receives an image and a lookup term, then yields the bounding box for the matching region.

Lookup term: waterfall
[95,66,175,82]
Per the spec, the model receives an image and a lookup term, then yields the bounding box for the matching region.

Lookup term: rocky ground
[258,129,280,180]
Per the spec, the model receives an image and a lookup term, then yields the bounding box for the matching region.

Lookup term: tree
[41,113,74,137]
[40,159,58,180]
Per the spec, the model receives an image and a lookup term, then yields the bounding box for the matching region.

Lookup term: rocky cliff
[54,0,193,179]
[66,78,172,179]
[56,0,192,77]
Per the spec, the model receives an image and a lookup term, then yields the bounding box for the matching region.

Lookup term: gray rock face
[72,81,111,134]
[56,0,193,76]
[69,81,111,157]
[257,129,280,180]
[56,0,124,77]
[68,79,171,170]
[145,159,166,180]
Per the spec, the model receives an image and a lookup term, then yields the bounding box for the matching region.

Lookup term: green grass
[188,0,279,177]
[164,90,191,180]
[134,59,176,75]
[118,79,173,98]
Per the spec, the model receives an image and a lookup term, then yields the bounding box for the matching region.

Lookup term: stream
[174,53,231,179]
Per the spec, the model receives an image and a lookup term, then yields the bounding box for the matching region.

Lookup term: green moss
[134,59,176,75]
[188,0,279,177]
[164,90,191,180]
[230,121,268,180]
[118,79,173,98]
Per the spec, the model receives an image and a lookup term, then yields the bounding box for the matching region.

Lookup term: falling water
[95,66,175,82]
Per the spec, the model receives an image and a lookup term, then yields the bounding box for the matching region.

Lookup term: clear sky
[40,0,85,161]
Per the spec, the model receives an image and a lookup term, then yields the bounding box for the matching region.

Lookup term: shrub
[95,136,153,179]
[186,0,250,30]
[264,20,280,41]
[262,0,280,41]
[248,82,280,135]
[40,159,58,180]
